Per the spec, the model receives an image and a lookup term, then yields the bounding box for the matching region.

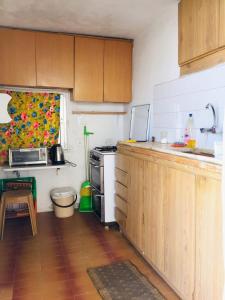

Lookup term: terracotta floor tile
[41,280,73,299]
[0,211,179,300]
[74,290,102,300]
[0,284,13,300]
[12,292,43,300]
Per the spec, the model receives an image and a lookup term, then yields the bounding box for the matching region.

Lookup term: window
[0,87,68,164]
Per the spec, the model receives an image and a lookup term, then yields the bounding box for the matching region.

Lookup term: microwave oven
[9,147,48,167]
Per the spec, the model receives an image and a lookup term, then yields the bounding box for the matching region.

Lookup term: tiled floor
[0,212,180,300]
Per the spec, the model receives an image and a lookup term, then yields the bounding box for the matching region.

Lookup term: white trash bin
[50,187,77,218]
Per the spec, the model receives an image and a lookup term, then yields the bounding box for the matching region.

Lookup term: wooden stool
[0,190,37,240]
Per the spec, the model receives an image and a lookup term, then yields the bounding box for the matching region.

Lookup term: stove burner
[94,146,117,153]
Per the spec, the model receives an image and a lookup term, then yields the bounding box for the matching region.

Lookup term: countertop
[118,141,223,166]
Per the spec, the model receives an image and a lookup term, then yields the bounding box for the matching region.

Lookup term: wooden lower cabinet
[115,149,223,300]
[143,161,195,299]
[126,157,144,252]
[194,176,224,300]
[115,207,127,232]
[143,161,166,273]
[164,167,195,299]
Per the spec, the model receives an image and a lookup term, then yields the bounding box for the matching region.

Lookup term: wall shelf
[3,164,68,172]
[3,164,68,177]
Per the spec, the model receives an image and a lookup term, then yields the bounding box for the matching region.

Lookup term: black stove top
[94,146,117,153]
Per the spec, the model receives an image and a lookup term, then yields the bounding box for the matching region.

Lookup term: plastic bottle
[184,114,196,148]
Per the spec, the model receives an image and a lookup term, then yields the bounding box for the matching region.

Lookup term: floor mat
[87,260,165,300]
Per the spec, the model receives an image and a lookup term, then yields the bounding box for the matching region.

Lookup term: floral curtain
[0,91,60,164]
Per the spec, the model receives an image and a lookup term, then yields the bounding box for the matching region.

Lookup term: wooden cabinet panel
[126,157,143,251]
[179,0,195,64]
[194,176,224,300]
[115,153,129,173]
[74,37,104,102]
[36,32,74,88]
[115,168,128,187]
[0,29,36,86]
[115,195,128,216]
[179,0,219,65]
[104,40,132,103]
[164,167,195,299]
[143,161,166,273]
[219,0,225,47]
[115,181,128,201]
[115,207,127,231]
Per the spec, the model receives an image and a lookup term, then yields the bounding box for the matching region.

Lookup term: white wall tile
[153,112,178,129]
[153,65,225,149]
[153,98,178,114]
[154,63,225,100]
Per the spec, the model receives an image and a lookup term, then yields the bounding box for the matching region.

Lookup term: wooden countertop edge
[117,144,222,176]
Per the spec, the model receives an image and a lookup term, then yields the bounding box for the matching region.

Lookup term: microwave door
[12,150,40,164]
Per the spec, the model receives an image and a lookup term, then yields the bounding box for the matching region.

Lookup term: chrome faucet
[200,103,217,134]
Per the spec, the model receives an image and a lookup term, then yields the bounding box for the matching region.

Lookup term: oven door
[92,187,105,222]
[89,161,104,194]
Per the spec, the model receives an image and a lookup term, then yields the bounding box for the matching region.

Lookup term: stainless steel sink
[181,150,215,158]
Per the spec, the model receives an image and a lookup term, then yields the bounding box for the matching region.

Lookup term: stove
[90,145,117,224]
[94,146,117,153]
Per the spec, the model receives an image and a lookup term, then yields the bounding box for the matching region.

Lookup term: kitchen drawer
[115,207,126,230]
[115,168,128,187]
[115,194,128,215]
[115,153,129,173]
[115,181,128,201]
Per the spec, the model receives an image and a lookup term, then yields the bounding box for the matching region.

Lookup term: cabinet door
[179,0,219,64]
[74,37,104,102]
[0,29,36,86]
[104,40,132,103]
[164,167,195,299]
[194,176,224,300]
[143,161,166,272]
[219,0,225,47]
[36,32,74,88]
[126,157,143,251]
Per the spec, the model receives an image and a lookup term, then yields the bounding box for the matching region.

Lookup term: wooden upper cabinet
[0,28,36,86]
[74,36,104,102]
[179,0,219,65]
[219,0,225,47]
[36,32,74,88]
[0,28,132,99]
[104,40,132,103]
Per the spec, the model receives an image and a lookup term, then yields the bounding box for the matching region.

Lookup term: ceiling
[0,0,176,39]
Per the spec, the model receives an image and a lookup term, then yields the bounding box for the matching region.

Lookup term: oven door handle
[91,187,103,198]
[90,162,100,168]
[94,194,104,198]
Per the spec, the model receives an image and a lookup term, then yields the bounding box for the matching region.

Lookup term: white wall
[0,98,126,212]
[129,0,224,150]
[132,4,179,105]
[124,2,180,138]
[153,64,225,149]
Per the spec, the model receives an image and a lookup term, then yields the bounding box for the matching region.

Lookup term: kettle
[50,144,65,165]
